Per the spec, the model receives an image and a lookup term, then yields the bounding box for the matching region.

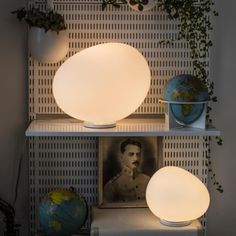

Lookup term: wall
[207,0,236,236]
[0,0,28,235]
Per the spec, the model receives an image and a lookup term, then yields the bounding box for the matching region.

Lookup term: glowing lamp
[146,166,210,227]
[53,43,151,128]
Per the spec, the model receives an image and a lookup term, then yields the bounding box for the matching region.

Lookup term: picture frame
[98,136,161,208]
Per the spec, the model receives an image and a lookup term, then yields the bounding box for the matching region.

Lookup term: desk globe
[39,189,87,236]
[163,74,210,125]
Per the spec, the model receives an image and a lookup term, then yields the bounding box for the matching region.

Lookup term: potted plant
[12,7,69,63]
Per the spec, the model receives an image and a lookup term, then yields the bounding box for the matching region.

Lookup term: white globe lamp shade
[53,43,151,128]
[146,166,210,227]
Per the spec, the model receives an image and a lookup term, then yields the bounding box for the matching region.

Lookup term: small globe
[39,189,87,236]
[163,74,209,125]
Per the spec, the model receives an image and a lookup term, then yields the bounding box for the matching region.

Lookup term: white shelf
[25,118,220,137]
[91,208,203,236]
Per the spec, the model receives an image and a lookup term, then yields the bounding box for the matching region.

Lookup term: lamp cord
[13,137,27,208]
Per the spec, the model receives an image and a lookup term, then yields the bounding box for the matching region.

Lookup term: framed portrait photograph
[98,136,161,208]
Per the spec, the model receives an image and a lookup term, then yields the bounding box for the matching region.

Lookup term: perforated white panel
[28,0,194,119]
[163,136,208,183]
[29,136,208,235]
[29,136,98,234]
[28,1,209,235]
[163,136,209,229]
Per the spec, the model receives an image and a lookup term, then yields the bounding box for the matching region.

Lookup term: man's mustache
[132,161,139,165]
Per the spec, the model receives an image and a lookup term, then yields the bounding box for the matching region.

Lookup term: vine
[102,0,223,193]
[12,7,66,33]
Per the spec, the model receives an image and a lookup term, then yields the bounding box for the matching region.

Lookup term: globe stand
[159,99,208,130]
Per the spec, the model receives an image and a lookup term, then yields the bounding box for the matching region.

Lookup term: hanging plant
[12,7,69,63]
[12,7,67,33]
[101,0,223,193]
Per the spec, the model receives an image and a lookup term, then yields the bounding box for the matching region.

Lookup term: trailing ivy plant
[12,7,66,33]
[102,0,223,193]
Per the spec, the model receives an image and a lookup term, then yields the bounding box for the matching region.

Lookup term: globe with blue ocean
[163,74,210,125]
[39,188,87,236]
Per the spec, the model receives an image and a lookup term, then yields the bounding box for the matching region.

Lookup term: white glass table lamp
[53,42,151,128]
[146,166,210,227]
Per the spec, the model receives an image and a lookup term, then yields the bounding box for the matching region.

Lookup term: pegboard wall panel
[162,136,209,229]
[28,1,210,235]
[28,0,194,119]
[29,136,208,235]
[163,136,208,184]
[29,136,98,235]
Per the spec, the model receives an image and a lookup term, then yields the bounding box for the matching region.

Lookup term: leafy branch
[12,7,66,33]
[101,0,127,10]
[205,136,223,193]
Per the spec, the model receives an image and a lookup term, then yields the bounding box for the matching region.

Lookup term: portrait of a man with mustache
[103,138,153,204]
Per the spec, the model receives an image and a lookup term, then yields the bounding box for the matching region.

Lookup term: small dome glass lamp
[53,43,151,128]
[146,166,210,227]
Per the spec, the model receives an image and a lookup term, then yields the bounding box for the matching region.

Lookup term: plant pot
[28,27,69,63]
[127,0,156,11]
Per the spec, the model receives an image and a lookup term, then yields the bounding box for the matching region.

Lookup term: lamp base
[160,219,191,227]
[84,122,116,129]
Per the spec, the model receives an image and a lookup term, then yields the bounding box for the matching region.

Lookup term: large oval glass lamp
[53,43,151,128]
[146,166,210,227]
